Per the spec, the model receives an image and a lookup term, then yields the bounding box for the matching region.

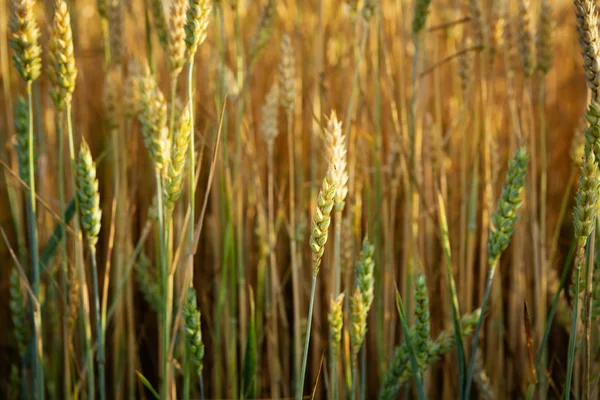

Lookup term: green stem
[155,171,169,400]
[57,111,72,400]
[565,242,586,398]
[465,261,497,398]
[330,343,338,400]
[26,81,44,400]
[351,360,357,400]
[582,225,596,399]
[184,58,196,400]
[287,108,301,394]
[298,275,317,400]
[535,239,576,368]
[333,213,342,296]
[66,103,95,399]
[90,249,106,400]
[143,0,155,74]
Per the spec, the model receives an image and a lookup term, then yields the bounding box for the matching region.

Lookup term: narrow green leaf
[136,370,160,400]
[395,287,426,400]
[242,287,257,399]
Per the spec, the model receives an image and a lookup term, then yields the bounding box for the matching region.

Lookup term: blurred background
[0,0,593,398]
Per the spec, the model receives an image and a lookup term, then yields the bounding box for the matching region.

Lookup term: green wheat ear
[9,0,42,82]
[138,69,170,175]
[414,274,431,365]
[248,0,275,66]
[164,104,191,212]
[184,0,212,60]
[10,268,31,359]
[14,95,35,185]
[328,293,345,359]
[76,140,102,248]
[488,147,529,264]
[309,161,338,274]
[355,236,375,308]
[378,309,481,400]
[183,286,205,378]
[135,252,162,315]
[571,149,600,295]
[412,0,431,34]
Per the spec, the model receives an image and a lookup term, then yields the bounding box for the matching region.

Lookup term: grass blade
[395,287,426,400]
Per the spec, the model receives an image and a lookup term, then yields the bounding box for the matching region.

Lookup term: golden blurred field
[0,0,597,398]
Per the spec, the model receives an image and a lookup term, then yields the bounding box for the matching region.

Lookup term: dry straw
[249,0,275,65]
[124,60,143,118]
[103,69,122,130]
[108,0,123,66]
[151,0,168,48]
[468,0,485,50]
[517,0,535,77]
[536,0,553,74]
[489,0,504,64]
[278,34,295,114]
[261,81,279,150]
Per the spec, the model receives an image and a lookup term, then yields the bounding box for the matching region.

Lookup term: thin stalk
[330,338,339,400]
[143,0,155,74]
[374,5,384,370]
[465,260,498,398]
[106,221,152,321]
[90,249,106,400]
[565,240,587,398]
[67,103,95,399]
[287,108,301,394]
[298,275,317,400]
[351,362,357,400]
[26,81,44,400]
[57,111,72,400]
[548,169,576,265]
[155,171,169,400]
[583,225,596,399]
[395,290,426,400]
[404,30,421,373]
[437,193,466,397]
[333,211,342,294]
[184,57,195,400]
[266,143,281,398]
[233,11,245,394]
[169,78,177,142]
[535,238,576,368]
[360,342,366,400]
[212,5,227,398]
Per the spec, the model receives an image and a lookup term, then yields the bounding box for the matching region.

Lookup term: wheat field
[0,0,597,398]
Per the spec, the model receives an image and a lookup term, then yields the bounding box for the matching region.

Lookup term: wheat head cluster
[1,0,600,398]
